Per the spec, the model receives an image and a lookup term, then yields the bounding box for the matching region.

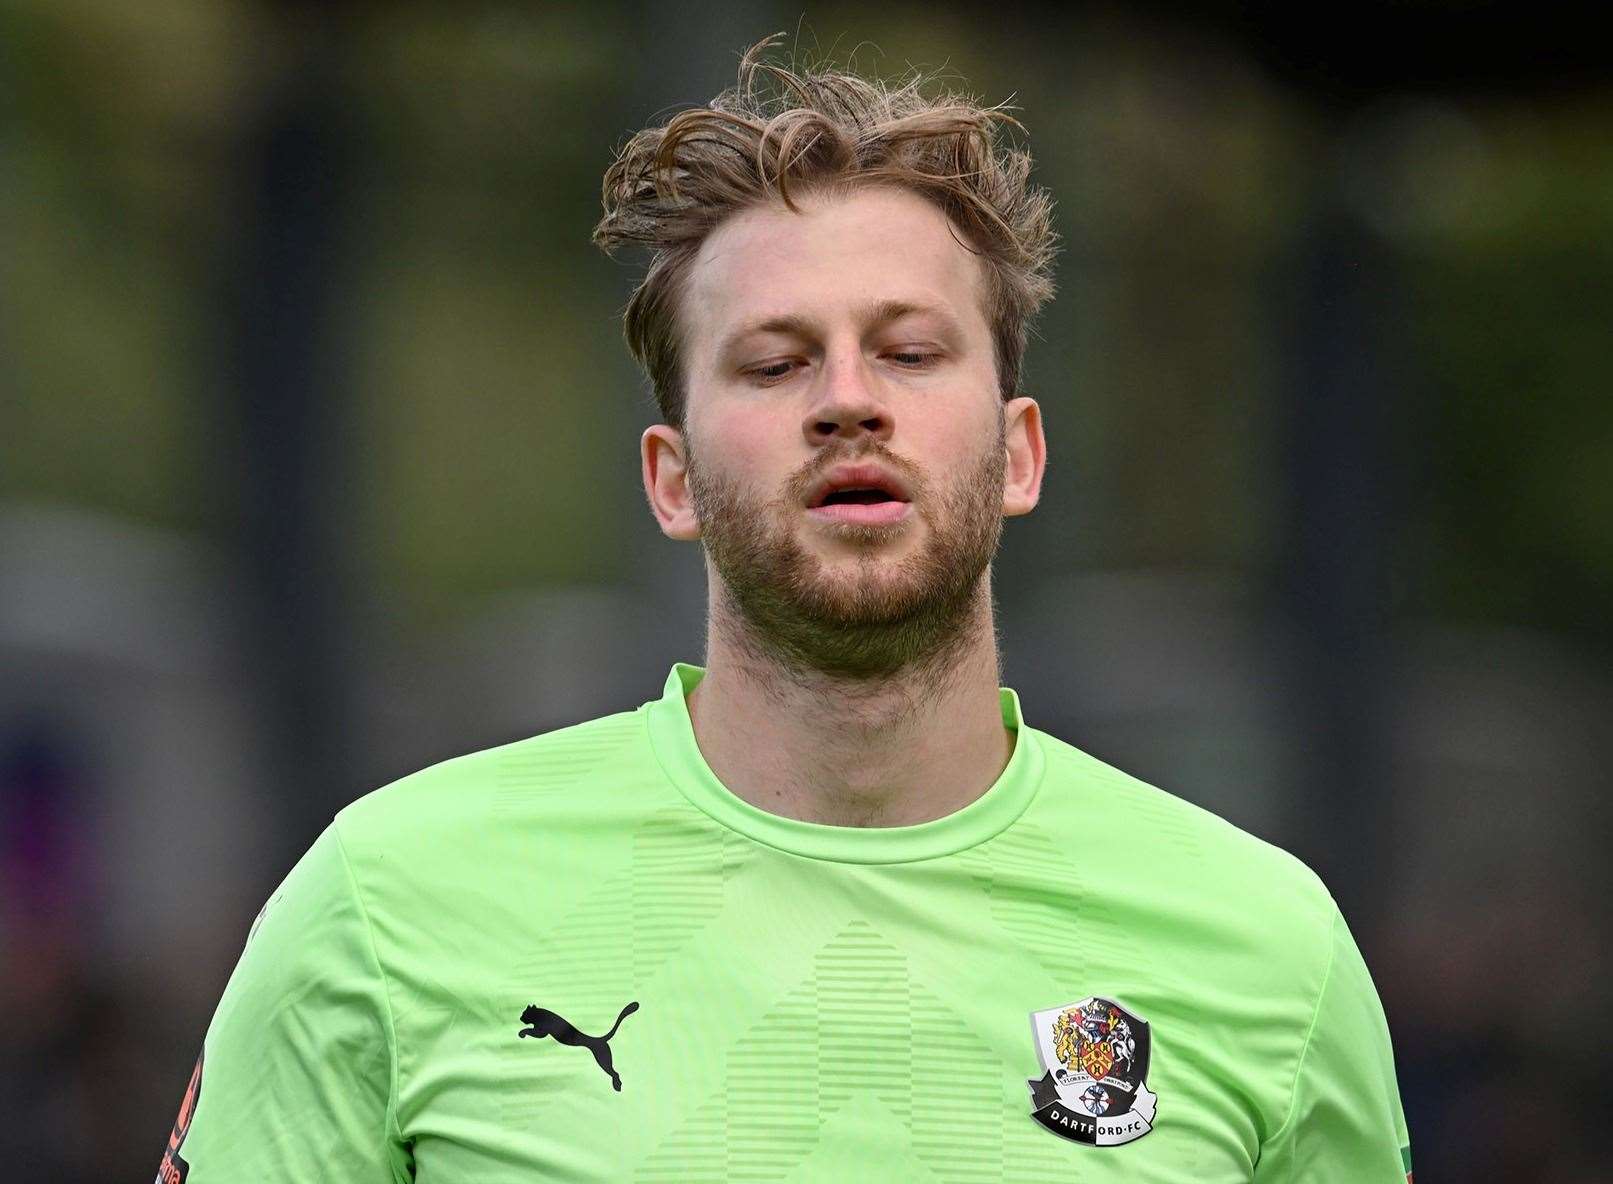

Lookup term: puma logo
[518,1001,640,1091]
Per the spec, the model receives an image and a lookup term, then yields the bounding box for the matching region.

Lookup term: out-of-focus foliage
[1393,101,1613,639]
[5,3,1609,636]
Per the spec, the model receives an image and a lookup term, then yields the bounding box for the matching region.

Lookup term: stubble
[687,422,1007,682]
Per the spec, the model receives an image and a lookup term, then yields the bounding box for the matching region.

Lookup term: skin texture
[641,185,1046,828]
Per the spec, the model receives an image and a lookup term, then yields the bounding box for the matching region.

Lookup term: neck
[685,579,1015,828]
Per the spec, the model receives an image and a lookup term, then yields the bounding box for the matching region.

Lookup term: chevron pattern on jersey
[632,810,752,985]
[491,713,645,816]
[496,803,749,1132]
[636,919,1050,1182]
[965,824,1141,986]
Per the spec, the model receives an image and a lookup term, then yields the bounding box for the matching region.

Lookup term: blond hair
[593,35,1057,427]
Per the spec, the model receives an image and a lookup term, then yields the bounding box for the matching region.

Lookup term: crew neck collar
[644,662,1044,864]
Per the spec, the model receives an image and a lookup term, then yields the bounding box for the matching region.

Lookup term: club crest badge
[1026,996,1157,1146]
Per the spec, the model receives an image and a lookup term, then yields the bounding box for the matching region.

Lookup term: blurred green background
[1,2,1608,1180]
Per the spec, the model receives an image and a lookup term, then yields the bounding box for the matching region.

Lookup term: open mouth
[803,464,914,526]
[816,487,903,507]
[807,485,911,526]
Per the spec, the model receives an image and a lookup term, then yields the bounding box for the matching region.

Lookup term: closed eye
[744,359,800,385]
[887,351,939,367]
[743,350,941,385]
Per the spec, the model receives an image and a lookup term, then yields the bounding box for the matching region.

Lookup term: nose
[802,351,893,447]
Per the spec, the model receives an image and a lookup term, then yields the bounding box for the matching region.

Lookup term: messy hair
[592,34,1057,428]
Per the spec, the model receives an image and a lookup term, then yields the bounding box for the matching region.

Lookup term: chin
[801,516,920,552]
[799,563,933,614]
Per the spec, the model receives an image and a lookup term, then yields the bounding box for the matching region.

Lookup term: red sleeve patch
[155,1049,203,1184]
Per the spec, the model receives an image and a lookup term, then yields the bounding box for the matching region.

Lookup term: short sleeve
[155,823,412,1183]
[1253,906,1412,1182]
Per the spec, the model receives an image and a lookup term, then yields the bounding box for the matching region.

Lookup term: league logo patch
[154,1049,203,1183]
[1026,996,1156,1146]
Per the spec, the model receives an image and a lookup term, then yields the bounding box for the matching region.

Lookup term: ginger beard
[686,419,1007,680]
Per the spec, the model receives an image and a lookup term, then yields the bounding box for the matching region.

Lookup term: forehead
[682,185,990,357]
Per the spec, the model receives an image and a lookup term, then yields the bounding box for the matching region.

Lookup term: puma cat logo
[518,1001,640,1091]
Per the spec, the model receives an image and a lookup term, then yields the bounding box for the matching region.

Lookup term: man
[159,37,1411,1182]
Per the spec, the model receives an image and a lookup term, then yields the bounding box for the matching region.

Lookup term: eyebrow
[716,299,965,360]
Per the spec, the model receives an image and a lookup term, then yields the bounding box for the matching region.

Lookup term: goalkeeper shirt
[158,662,1412,1182]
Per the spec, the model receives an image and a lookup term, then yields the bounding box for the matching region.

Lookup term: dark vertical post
[223,11,356,860]
[1273,189,1402,926]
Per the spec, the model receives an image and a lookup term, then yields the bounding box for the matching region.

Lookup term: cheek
[927,417,994,478]
[703,409,799,489]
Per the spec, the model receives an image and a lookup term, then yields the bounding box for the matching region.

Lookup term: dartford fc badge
[1026,996,1157,1146]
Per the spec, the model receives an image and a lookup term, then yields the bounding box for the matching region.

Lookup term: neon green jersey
[159,663,1411,1182]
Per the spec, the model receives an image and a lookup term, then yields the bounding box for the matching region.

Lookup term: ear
[1001,395,1046,518]
[642,424,701,541]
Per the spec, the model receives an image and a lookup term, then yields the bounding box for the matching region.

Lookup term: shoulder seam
[330,818,407,1169]
[1261,905,1340,1158]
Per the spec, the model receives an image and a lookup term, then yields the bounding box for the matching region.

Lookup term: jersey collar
[645,662,1044,864]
